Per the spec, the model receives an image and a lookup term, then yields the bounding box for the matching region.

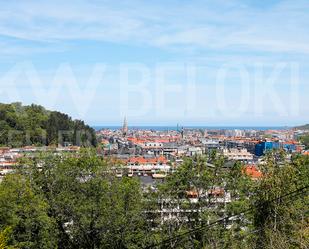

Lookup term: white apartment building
[222,148,253,161]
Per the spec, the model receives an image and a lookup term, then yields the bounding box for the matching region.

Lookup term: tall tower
[122,116,128,136]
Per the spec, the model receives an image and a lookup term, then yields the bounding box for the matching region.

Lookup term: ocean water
[93,125,289,131]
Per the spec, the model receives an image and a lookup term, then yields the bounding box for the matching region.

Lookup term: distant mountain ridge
[294,124,309,130]
[0,102,97,147]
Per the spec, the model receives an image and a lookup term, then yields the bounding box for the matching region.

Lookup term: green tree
[298,133,309,150]
[0,102,97,147]
[0,174,58,249]
[0,227,14,249]
[251,150,309,249]
[20,150,148,248]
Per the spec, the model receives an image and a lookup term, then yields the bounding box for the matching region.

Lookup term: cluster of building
[97,120,308,181]
[0,146,80,181]
[96,121,309,224]
[2,121,308,185]
[0,147,19,179]
[1,120,308,225]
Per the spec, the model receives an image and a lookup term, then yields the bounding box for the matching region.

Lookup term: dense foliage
[298,133,309,150]
[0,150,150,249]
[0,102,97,147]
[145,151,308,248]
[0,150,308,248]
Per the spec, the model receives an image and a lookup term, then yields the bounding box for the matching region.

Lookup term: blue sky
[0,0,308,126]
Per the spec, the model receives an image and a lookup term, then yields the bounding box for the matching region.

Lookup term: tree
[251,150,309,249]
[0,174,58,249]
[298,133,309,150]
[0,102,97,147]
[19,150,148,248]
[1,148,308,248]
[0,227,14,249]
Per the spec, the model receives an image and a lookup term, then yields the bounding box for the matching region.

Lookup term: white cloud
[0,0,309,55]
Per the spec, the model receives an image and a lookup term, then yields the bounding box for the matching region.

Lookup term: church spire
[122,116,128,136]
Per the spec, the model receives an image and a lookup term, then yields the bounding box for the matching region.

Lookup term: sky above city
[0,0,308,126]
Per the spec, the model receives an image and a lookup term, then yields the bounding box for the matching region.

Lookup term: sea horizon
[93,125,291,131]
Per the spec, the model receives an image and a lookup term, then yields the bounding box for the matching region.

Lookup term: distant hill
[294,124,309,130]
[0,102,97,147]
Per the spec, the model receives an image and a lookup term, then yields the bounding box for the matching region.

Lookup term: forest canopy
[0,102,97,147]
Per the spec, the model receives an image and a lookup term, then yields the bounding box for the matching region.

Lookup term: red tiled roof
[186,190,198,198]
[284,140,298,145]
[243,165,263,179]
[208,188,224,196]
[0,161,17,166]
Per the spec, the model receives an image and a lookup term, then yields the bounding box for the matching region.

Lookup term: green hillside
[0,102,97,147]
[295,124,309,130]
